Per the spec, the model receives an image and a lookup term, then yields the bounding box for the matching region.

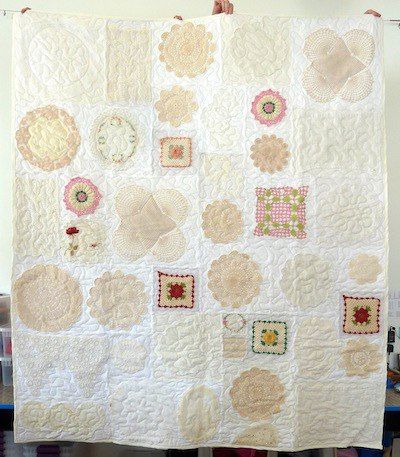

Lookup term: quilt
[11,10,387,451]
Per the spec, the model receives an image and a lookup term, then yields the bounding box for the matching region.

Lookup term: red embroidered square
[160,137,192,168]
[157,271,195,309]
[343,295,380,334]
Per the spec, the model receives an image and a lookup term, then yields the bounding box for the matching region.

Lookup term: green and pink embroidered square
[254,186,308,239]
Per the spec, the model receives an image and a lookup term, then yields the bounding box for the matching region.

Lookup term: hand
[212,0,234,15]
[364,9,381,17]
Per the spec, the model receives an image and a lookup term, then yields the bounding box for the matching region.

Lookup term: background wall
[0,0,399,294]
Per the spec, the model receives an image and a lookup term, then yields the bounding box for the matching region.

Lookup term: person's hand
[212,0,234,15]
[364,9,381,17]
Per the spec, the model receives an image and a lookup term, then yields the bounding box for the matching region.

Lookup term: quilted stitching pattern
[11,11,387,451]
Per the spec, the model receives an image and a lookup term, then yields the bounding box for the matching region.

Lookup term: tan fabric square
[312,39,365,93]
[223,337,246,359]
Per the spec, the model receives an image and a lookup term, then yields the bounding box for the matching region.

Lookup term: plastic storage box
[0,294,10,326]
[1,357,13,386]
[22,443,74,457]
[2,430,24,457]
[1,327,12,356]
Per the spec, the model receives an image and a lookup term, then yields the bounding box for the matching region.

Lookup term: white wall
[0,0,399,292]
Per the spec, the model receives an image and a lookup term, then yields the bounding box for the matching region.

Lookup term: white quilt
[11,10,387,451]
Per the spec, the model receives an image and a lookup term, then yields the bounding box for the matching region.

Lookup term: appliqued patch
[16,16,105,104]
[15,105,80,171]
[251,89,287,126]
[202,200,244,243]
[341,337,381,377]
[107,26,151,103]
[153,313,222,381]
[280,254,332,309]
[208,251,262,309]
[223,313,246,333]
[202,89,243,150]
[223,337,247,359]
[63,220,106,263]
[63,177,102,217]
[159,22,216,78]
[12,265,83,333]
[114,185,188,262]
[14,178,60,258]
[295,318,340,378]
[90,112,139,166]
[160,137,192,168]
[250,134,290,174]
[202,154,244,198]
[222,17,290,85]
[303,29,375,102]
[87,270,148,330]
[155,86,198,127]
[111,338,147,373]
[252,320,288,354]
[230,368,285,420]
[343,296,380,334]
[317,184,381,244]
[254,186,308,239]
[157,272,195,309]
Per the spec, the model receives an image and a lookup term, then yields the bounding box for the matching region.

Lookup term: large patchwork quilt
[11,11,387,450]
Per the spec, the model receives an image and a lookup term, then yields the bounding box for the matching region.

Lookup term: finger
[228,3,234,14]
[212,1,221,15]
[364,9,381,17]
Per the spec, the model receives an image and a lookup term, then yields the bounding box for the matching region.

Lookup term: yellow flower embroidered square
[252,321,287,354]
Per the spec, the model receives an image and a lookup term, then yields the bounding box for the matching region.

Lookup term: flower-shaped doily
[63,177,102,217]
[12,265,82,332]
[155,86,198,127]
[230,367,285,420]
[159,22,215,77]
[202,200,244,243]
[87,270,148,330]
[251,89,287,125]
[250,134,290,173]
[208,251,262,308]
[341,337,381,377]
[15,105,80,171]
[348,253,382,284]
